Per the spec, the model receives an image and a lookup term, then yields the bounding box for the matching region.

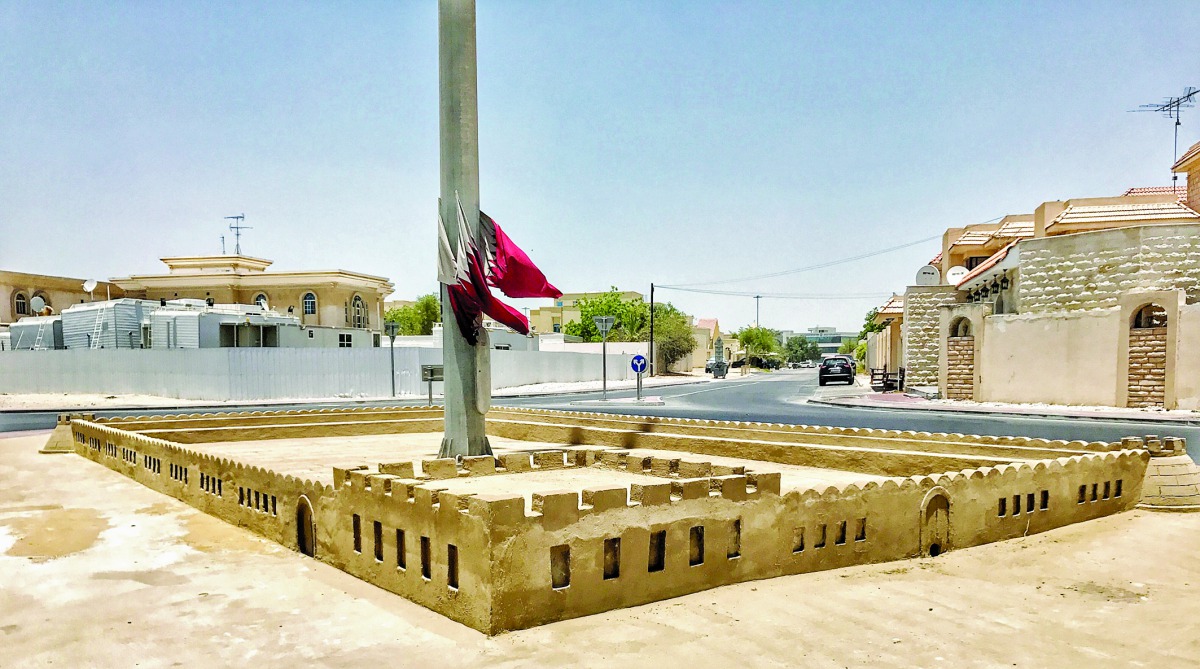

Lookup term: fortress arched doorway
[296,496,316,557]
[921,489,950,557]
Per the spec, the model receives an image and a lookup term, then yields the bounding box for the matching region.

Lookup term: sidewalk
[809,390,1200,425]
[0,375,713,413]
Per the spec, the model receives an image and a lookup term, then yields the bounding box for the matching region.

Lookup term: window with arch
[302,292,317,316]
[254,293,269,309]
[1132,303,1167,329]
[14,292,28,316]
[950,317,973,338]
[352,295,368,329]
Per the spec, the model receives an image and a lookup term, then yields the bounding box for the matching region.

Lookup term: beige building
[1,271,124,327]
[528,290,643,334]
[876,142,1200,406]
[111,255,394,333]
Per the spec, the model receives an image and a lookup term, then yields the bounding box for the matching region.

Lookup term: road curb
[805,397,1200,426]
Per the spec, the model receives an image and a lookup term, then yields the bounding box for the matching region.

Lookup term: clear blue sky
[3,1,1198,332]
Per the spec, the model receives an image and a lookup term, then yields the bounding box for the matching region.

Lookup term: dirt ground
[2,431,1199,668]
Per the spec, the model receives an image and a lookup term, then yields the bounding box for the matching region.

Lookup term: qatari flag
[480,211,563,299]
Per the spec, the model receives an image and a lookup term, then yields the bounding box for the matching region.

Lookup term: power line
[657,286,892,300]
[661,216,1004,289]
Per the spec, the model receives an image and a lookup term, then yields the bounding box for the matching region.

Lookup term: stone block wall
[1127,327,1167,407]
[1018,224,1200,314]
[945,336,974,400]
[903,286,962,386]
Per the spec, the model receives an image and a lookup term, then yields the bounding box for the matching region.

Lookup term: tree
[384,293,441,336]
[562,287,649,342]
[651,303,697,370]
[837,337,859,355]
[858,307,885,341]
[736,326,780,368]
[784,335,821,363]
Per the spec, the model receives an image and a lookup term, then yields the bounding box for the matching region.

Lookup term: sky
[3,1,1199,333]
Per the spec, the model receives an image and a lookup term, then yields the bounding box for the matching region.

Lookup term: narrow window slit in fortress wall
[648,530,666,573]
[373,521,383,562]
[420,536,431,580]
[815,524,827,549]
[602,538,620,580]
[998,497,1007,516]
[447,544,459,590]
[550,545,570,589]
[1103,482,1111,500]
[1091,484,1098,502]
[835,521,847,546]
[1078,485,1086,504]
[855,518,867,542]
[1012,495,1020,515]
[1116,480,1123,497]
[1026,493,1035,514]
[396,530,407,570]
[729,520,742,558]
[792,528,805,553]
[1040,490,1049,511]
[352,514,362,553]
[239,487,245,506]
[689,526,705,566]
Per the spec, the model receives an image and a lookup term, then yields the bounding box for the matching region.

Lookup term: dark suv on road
[818,356,855,386]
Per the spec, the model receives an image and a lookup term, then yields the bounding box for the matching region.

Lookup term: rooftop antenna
[224,214,251,255]
[1131,87,1199,187]
[220,235,226,255]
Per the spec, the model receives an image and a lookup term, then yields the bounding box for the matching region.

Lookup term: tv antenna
[1132,87,1199,186]
[224,214,251,255]
[220,235,226,254]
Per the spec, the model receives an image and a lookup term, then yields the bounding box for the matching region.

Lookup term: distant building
[110,255,394,334]
[781,326,857,356]
[528,290,643,334]
[1,270,124,328]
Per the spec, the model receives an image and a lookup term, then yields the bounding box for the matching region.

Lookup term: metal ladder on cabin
[31,322,46,350]
[89,312,105,349]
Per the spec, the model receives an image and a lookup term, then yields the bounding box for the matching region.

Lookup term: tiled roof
[1049,201,1200,229]
[1123,185,1187,200]
[956,241,1018,288]
[992,219,1035,239]
[877,294,904,315]
[928,252,942,265]
[696,318,718,331]
[1173,141,1200,171]
[950,230,994,247]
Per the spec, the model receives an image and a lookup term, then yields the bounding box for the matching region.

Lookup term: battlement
[64,407,1153,634]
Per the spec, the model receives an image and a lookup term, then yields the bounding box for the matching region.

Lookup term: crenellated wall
[67,407,1151,635]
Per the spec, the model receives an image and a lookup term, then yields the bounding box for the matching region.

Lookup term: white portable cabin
[9,316,65,350]
[61,299,158,349]
[150,300,302,349]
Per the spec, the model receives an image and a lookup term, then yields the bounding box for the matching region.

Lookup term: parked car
[818,356,855,386]
[705,357,716,373]
[799,359,815,368]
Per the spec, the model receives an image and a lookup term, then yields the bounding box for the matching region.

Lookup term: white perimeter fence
[0,347,636,401]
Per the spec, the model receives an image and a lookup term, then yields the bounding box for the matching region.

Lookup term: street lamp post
[385,320,399,397]
[593,315,614,401]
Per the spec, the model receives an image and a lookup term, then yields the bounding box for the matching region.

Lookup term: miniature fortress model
[46,405,1186,634]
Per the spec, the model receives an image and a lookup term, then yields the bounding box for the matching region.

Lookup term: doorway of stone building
[296,496,316,557]
[1128,303,1168,408]
[921,492,951,557]
[946,317,974,401]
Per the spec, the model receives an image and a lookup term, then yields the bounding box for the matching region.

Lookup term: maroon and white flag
[438,196,561,345]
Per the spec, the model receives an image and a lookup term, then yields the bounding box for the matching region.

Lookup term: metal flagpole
[438,0,491,457]
[649,283,655,377]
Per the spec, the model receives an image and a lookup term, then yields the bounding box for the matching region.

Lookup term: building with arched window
[109,255,393,335]
[1,271,124,329]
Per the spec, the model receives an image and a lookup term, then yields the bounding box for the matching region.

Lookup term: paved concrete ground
[3,431,1199,667]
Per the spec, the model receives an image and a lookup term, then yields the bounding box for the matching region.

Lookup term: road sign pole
[602,333,607,401]
[636,370,643,401]
[389,335,396,397]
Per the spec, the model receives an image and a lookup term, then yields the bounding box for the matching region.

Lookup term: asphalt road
[3,369,1198,457]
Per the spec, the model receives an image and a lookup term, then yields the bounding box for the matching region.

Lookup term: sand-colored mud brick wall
[1017,224,1200,314]
[1127,326,1167,407]
[945,336,974,400]
[903,285,963,386]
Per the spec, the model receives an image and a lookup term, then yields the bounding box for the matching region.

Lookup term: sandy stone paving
[2,431,1199,668]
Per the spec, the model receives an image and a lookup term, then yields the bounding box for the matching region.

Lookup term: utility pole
[438,0,490,457]
[648,283,655,377]
[755,295,761,327]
